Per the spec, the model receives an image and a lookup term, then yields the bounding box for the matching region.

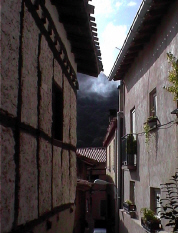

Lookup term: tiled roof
[76,147,106,163]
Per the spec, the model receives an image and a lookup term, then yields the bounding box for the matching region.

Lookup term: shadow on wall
[119,211,129,233]
[125,6,178,93]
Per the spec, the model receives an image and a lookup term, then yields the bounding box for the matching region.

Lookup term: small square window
[52,82,63,141]
[150,88,157,117]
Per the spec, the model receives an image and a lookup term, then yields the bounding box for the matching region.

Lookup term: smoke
[77,72,119,147]
[77,72,120,97]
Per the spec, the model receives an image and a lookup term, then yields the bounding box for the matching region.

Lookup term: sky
[77,0,143,95]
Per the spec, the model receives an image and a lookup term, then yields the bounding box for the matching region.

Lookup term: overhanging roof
[108,0,175,81]
[51,0,103,77]
[103,118,117,146]
[77,153,98,166]
[77,179,92,191]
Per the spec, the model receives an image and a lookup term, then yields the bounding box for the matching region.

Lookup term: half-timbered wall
[1,0,77,232]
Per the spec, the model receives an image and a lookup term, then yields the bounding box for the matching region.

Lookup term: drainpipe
[116,111,123,233]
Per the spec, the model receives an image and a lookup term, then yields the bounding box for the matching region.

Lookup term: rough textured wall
[33,205,76,233]
[69,151,77,203]
[54,59,62,88]
[1,0,21,116]
[70,87,77,146]
[1,0,77,232]
[39,138,52,216]
[18,132,38,225]
[63,76,71,144]
[1,126,16,232]
[61,149,70,205]
[53,146,62,208]
[122,1,178,231]
[21,6,39,128]
[39,36,53,137]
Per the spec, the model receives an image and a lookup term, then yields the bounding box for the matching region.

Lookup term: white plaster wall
[121,1,178,232]
[106,134,116,183]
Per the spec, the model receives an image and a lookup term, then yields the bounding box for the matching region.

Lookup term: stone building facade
[1,0,102,232]
[109,0,178,232]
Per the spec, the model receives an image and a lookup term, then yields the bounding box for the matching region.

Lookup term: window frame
[149,88,157,117]
[150,187,161,218]
[130,107,136,134]
[130,181,135,204]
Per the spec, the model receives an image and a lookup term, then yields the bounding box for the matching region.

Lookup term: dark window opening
[53,82,63,141]
[100,200,107,217]
[150,88,157,117]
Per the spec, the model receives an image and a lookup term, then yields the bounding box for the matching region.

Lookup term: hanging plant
[163,52,178,101]
[143,121,150,144]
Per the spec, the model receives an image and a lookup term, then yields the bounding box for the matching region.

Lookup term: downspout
[117,111,123,209]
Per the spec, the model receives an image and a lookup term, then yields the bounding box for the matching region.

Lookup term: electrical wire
[131,120,177,137]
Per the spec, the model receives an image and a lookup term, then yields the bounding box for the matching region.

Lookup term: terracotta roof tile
[76,147,106,163]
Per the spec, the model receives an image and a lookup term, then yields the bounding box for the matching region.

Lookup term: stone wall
[1,0,77,232]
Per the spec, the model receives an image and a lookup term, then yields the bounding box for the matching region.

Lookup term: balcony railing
[121,134,137,169]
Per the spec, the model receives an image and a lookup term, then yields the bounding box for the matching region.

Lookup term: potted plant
[143,122,150,144]
[123,200,136,212]
[146,116,158,129]
[126,134,137,155]
[163,53,178,102]
[143,116,158,144]
[140,207,161,232]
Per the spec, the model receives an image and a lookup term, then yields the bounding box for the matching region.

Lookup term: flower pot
[147,117,158,129]
[141,217,161,232]
[123,202,136,212]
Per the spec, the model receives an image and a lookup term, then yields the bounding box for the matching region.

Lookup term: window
[130,181,135,204]
[109,145,111,171]
[130,107,136,138]
[150,88,157,117]
[52,82,63,141]
[150,188,161,217]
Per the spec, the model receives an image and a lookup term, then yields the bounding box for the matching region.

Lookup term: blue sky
[91,0,143,76]
[78,0,143,95]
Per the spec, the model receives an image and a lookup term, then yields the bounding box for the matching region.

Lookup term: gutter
[108,0,153,81]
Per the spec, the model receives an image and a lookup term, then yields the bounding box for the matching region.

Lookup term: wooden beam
[59,16,88,27]
[90,22,96,27]
[90,16,95,21]
[72,47,101,56]
[91,26,97,32]
[86,4,94,14]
